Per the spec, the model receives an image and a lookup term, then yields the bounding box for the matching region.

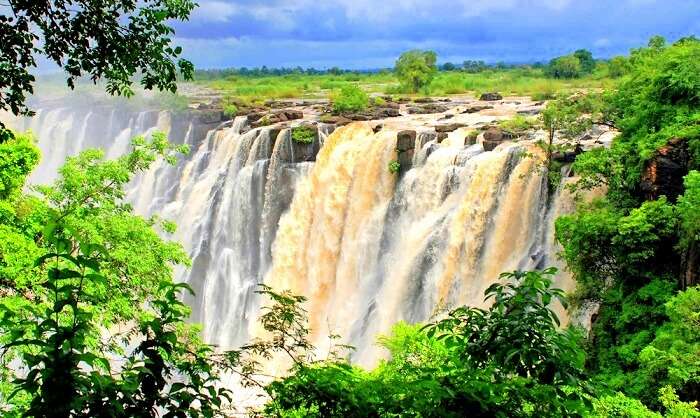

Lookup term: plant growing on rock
[388,160,401,174]
[291,126,316,144]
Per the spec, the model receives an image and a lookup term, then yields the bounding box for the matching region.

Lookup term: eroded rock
[640,137,690,202]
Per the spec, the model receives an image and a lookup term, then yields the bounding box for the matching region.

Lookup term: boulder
[396,130,417,152]
[482,127,514,151]
[413,97,434,103]
[552,144,583,163]
[407,104,449,114]
[373,124,383,133]
[342,107,400,121]
[480,92,503,101]
[436,132,449,143]
[395,130,417,172]
[193,109,223,124]
[640,137,690,202]
[435,123,468,133]
[250,109,304,128]
[462,105,493,114]
[319,115,353,126]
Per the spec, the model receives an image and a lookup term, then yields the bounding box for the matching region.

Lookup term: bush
[291,126,316,144]
[331,85,369,113]
[372,96,386,107]
[388,160,400,174]
[223,103,238,118]
[498,115,540,134]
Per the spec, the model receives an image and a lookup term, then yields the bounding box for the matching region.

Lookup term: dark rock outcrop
[552,144,583,163]
[250,110,304,128]
[480,92,503,101]
[342,107,400,121]
[482,127,515,151]
[640,137,689,202]
[319,115,353,126]
[396,130,417,172]
[435,123,468,133]
[407,104,449,114]
[276,124,320,163]
[397,130,417,151]
[462,105,493,114]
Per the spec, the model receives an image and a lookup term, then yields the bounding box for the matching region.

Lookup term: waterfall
[264,123,560,365]
[3,103,575,365]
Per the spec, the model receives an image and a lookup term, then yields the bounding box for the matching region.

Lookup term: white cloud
[191,0,240,23]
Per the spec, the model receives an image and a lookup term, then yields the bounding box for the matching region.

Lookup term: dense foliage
[0,133,232,416]
[260,269,592,417]
[555,35,700,412]
[0,0,195,137]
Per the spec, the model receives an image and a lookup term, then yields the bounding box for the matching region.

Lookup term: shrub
[372,96,387,107]
[388,160,401,174]
[331,85,369,113]
[223,103,238,118]
[291,126,316,144]
[498,115,540,134]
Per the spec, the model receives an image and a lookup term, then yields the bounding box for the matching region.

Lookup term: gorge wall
[6,97,577,366]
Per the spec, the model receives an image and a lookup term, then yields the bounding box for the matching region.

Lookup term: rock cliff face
[639,137,699,287]
[640,137,690,202]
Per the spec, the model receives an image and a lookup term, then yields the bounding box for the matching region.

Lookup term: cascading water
[264,123,565,365]
[4,100,575,367]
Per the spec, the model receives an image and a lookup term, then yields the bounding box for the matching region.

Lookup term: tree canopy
[394,50,438,93]
[0,0,196,138]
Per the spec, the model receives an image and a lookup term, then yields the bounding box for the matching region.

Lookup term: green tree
[0,132,232,416]
[262,269,592,417]
[608,56,631,78]
[556,36,700,410]
[0,0,196,138]
[546,55,582,79]
[395,50,438,93]
[574,49,596,74]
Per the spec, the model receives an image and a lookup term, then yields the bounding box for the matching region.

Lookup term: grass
[196,67,616,105]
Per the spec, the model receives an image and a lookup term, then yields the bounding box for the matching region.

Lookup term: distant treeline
[192,53,627,80]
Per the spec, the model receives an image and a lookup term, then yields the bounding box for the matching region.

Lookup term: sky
[170,0,700,70]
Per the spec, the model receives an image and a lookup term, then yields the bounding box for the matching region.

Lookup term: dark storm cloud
[171,0,700,68]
